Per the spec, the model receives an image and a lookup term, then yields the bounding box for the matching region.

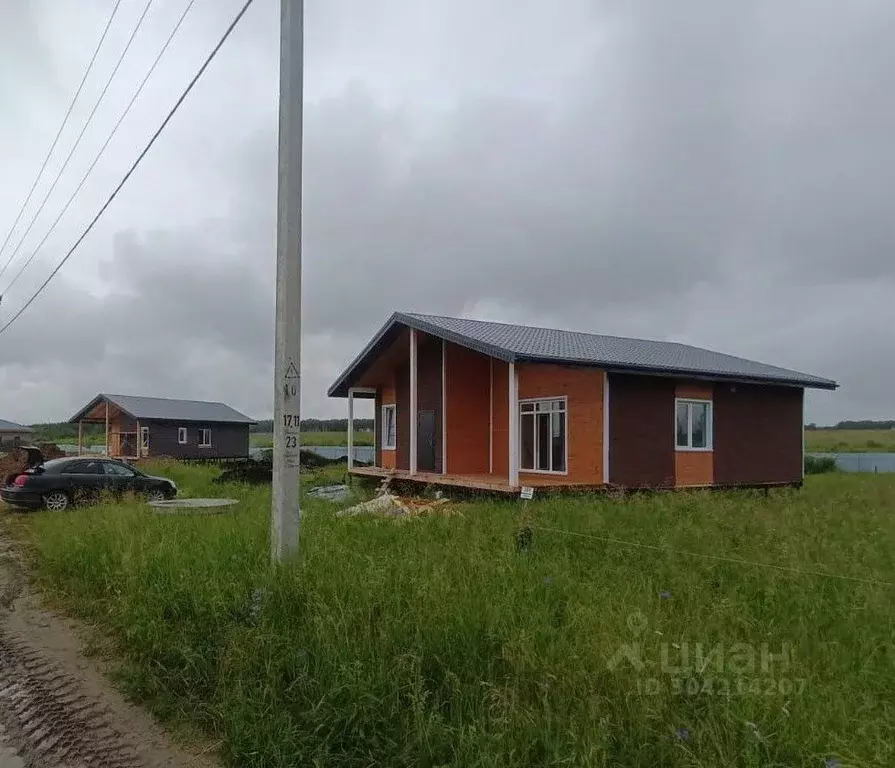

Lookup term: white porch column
[603,371,610,484]
[508,362,519,487]
[441,339,447,474]
[77,421,83,456]
[347,389,355,470]
[409,328,418,475]
[489,358,493,474]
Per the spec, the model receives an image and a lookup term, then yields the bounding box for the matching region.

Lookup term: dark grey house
[70,394,255,460]
[0,419,33,450]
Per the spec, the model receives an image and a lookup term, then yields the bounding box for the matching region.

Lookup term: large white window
[676,399,712,450]
[519,398,567,473]
[381,405,397,450]
[198,428,212,448]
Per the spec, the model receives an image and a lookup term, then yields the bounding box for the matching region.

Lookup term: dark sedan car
[1,456,177,511]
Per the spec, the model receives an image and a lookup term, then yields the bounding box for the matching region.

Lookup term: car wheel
[146,489,167,503]
[43,492,70,511]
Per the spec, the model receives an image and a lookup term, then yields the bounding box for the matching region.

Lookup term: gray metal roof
[0,419,32,433]
[328,312,837,396]
[70,394,255,424]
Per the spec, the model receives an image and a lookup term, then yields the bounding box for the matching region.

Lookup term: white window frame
[177,427,188,444]
[675,398,713,451]
[518,396,569,475]
[139,426,149,451]
[381,404,397,451]
[198,428,212,448]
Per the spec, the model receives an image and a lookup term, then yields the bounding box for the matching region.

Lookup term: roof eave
[515,356,838,390]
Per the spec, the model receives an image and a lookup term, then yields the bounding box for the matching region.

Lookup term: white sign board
[519,486,535,501]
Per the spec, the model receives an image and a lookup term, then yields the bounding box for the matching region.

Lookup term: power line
[0,0,156,285]
[0,0,198,297]
[0,0,124,264]
[0,0,258,339]
[529,525,893,587]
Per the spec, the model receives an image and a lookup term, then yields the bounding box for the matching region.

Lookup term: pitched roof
[0,419,32,433]
[70,394,255,424]
[328,312,837,396]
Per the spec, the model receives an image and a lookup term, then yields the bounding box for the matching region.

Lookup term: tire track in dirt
[0,525,217,768]
[0,635,142,767]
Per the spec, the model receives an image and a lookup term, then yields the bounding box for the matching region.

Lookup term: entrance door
[417,410,437,472]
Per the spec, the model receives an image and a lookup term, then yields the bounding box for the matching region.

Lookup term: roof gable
[328,312,837,396]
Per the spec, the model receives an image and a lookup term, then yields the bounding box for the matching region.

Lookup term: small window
[140,426,149,450]
[198,428,212,448]
[675,399,712,450]
[519,397,567,473]
[381,405,397,450]
[177,427,188,444]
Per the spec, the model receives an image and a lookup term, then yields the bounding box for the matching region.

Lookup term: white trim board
[603,371,610,484]
[442,339,447,474]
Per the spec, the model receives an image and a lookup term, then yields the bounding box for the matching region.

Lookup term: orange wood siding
[675,451,713,486]
[675,381,713,486]
[491,360,509,478]
[517,364,605,484]
[444,343,490,474]
[676,382,713,400]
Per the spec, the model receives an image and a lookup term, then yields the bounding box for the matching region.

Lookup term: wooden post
[77,421,83,456]
[441,339,447,475]
[347,389,355,470]
[409,328,418,475]
[136,420,140,459]
[105,401,110,456]
[508,363,518,488]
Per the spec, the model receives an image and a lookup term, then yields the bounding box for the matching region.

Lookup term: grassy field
[805,428,895,453]
[5,464,893,767]
[250,431,374,448]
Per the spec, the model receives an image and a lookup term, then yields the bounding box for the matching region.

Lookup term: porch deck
[348,466,605,494]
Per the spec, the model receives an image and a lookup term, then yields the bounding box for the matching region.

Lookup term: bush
[805,455,837,474]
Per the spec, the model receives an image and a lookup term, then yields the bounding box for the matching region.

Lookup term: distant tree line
[805,420,895,430]
[249,418,374,433]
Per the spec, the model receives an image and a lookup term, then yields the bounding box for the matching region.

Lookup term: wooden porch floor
[349,466,605,494]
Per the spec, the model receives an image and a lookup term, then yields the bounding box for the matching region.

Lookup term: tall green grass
[16,466,895,767]
[250,431,375,448]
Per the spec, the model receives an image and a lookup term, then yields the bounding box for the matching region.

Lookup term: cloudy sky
[0,0,892,426]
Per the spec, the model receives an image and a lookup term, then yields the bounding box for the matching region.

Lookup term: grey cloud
[2,0,894,426]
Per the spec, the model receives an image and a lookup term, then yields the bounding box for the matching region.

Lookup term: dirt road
[0,525,218,768]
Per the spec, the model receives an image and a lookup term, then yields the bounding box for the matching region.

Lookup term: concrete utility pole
[271,0,304,563]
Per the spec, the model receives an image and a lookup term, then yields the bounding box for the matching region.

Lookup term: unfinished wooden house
[328,312,837,493]
[70,394,255,460]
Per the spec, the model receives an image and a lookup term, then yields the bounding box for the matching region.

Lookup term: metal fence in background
[808,453,895,473]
